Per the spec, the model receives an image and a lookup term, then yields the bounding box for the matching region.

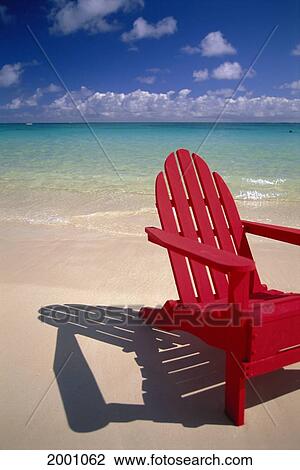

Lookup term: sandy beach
[1,198,300,450]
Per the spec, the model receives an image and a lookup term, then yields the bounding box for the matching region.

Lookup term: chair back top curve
[155,149,262,303]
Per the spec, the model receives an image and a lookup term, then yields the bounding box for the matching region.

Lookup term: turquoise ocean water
[0,123,299,235]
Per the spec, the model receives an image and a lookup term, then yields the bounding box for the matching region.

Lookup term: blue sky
[0,0,300,121]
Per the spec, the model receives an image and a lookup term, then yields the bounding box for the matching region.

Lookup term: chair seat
[251,288,299,301]
[250,289,300,323]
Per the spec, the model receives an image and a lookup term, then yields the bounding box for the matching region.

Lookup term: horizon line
[0,121,300,125]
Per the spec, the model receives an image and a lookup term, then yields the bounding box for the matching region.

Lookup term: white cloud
[4,98,23,110]
[181,45,201,55]
[34,87,300,121]
[212,61,242,80]
[279,80,300,89]
[121,16,177,42]
[0,63,22,87]
[136,75,156,84]
[0,4,13,24]
[201,31,236,56]
[2,83,63,109]
[4,94,39,110]
[136,68,170,84]
[291,43,300,56]
[3,85,300,121]
[206,88,233,97]
[31,83,63,100]
[182,31,236,57]
[44,83,62,93]
[279,80,300,94]
[50,0,144,35]
[193,69,209,82]
[178,88,191,97]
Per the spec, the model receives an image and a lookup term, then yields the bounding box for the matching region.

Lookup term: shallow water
[0,122,299,235]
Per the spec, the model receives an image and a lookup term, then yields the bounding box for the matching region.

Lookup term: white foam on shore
[0,207,157,237]
[242,177,286,186]
[71,207,156,219]
[235,190,284,201]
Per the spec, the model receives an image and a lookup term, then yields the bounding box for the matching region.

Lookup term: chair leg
[225,351,246,426]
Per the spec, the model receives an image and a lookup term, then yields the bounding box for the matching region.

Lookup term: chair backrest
[155,149,262,304]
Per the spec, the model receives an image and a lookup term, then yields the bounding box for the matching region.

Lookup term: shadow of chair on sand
[38,304,300,433]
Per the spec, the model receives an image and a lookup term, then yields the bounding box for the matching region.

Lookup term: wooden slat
[146,228,255,273]
[192,153,236,255]
[177,149,228,300]
[244,346,300,377]
[164,153,214,302]
[213,172,243,248]
[155,171,196,303]
[243,220,300,246]
[213,171,262,293]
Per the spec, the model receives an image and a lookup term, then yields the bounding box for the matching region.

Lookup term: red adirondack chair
[140,149,300,426]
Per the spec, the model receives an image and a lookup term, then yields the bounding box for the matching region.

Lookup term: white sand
[0,220,300,450]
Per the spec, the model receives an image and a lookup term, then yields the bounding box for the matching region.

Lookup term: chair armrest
[146,227,255,273]
[242,220,300,246]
